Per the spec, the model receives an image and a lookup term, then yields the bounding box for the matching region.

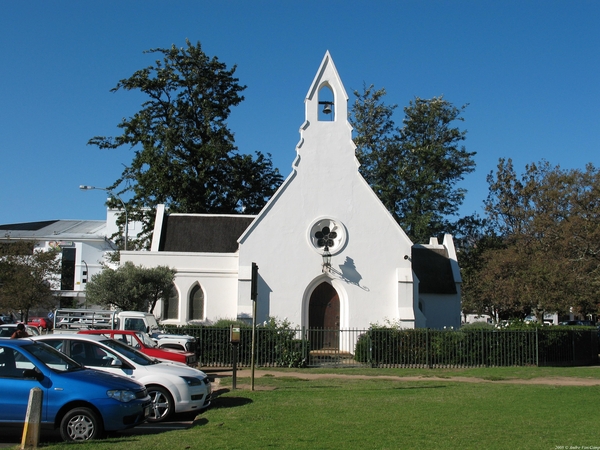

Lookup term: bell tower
[294,51,357,176]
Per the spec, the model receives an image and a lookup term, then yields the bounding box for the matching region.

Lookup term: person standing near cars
[11,323,29,339]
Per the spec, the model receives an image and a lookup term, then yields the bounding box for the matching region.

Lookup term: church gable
[236,52,419,328]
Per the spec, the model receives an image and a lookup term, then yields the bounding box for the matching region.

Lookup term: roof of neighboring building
[159,214,255,253]
[0,220,107,240]
[0,220,59,231]
[412,246,458,295]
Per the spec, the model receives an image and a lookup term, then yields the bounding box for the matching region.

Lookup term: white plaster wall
[123,251,239,325]
[106,207,144,242]
[76,240,114,291]
[238,171,414,329]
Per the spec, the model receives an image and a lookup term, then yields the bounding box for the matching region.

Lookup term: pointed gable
[305,51,349,125]
[237,52,417,328]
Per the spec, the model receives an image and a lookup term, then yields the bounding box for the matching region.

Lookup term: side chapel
[122,52,462,332]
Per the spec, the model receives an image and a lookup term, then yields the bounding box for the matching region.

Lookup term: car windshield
[100,338,158,366]
[0,325,40,338]
[0,326,15,338]
[143,315,160,332]
[21,341,83,372]
[26,326,41,336]
[136,332,157,348]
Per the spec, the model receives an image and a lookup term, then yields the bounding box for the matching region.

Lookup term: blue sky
[1,1,598,225]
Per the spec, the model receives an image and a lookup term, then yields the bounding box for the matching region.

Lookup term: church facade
[122,52,462,331]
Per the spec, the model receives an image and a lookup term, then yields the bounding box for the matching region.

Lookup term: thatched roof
[158,215,255,253]
[412,246,457,295]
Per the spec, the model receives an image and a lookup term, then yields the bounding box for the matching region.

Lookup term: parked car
[0,314,14,324]
[0,323,41,338]
[558,320,595,326]
[0,339,150,441]
[28,317,53,331]
[56,317,108,329]
[33,334,212,422]
[78,329,197,366]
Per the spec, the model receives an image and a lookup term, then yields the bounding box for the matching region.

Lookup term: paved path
[208,368,600,387]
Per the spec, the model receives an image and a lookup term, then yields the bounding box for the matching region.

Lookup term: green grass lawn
[37,367,600,450]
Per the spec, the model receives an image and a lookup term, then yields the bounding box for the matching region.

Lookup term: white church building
[122,52,462,331]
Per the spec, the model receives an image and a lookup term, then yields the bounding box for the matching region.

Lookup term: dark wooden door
[309,282,340,350]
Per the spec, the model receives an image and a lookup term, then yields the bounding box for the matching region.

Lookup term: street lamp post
[79,185,129,251]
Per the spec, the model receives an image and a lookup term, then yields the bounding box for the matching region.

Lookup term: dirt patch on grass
[209,369,600,387]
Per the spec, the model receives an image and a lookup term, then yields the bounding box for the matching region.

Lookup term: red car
[78,329,197,366]
[27,317,53,331]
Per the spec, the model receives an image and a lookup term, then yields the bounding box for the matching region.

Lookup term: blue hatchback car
[0,339,151,441]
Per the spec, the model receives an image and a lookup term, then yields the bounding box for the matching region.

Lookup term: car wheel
[147,385,174,422]
[60,407,103,441]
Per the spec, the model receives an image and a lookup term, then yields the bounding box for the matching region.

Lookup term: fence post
[426,328,430,369]
[592,330,598,364]
[367,331,372,367]
[301,326,307,366]
[571,330,576,365]
[250,262,258,390]
[481,328,484,367]
[535,327,539,367]
[21,387,42,450]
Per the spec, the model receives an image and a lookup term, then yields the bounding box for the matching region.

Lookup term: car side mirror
[110,358,123,367]
[23,368,44,382]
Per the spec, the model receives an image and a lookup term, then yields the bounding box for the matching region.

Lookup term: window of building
[189,284,204,321]
[60,247,75,291]
[308,218,347,254]
[163,284,179,320]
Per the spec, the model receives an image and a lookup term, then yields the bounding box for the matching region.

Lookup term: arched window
[189,284,204,321]
[163,284,179,320]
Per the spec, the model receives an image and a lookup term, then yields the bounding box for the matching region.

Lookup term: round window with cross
[308,218,347,254]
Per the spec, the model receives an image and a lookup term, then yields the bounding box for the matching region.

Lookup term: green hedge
[163,319,306,368]
[355,327,598,367]
[161,323,598,368]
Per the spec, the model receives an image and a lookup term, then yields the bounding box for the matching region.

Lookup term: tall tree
[465,159,600,320]
[85,262,176,313]
[0,241,61,321]
[350,86,476,243]
[89,40,283,248]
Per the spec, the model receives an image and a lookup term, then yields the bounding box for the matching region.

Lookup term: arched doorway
[309,282,340,350]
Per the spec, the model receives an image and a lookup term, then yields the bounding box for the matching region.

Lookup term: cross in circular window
[314,227,337,250]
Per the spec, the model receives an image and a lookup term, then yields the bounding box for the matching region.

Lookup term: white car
[33,334,212,422]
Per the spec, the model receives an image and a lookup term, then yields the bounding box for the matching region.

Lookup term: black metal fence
[173,326,598,369]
